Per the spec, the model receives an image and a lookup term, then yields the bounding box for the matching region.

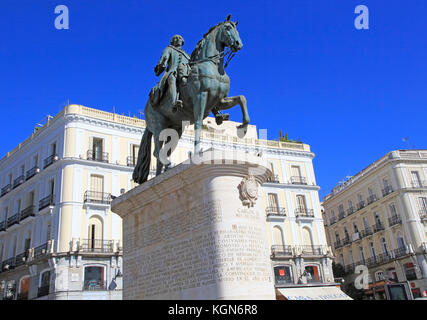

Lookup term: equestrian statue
[133,15,250,184]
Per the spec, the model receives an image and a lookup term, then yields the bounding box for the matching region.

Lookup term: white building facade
[0,104,337,300]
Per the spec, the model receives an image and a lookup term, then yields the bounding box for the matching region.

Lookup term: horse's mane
[190,22,224,61]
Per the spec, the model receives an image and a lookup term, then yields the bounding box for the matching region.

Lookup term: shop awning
[276,285,353,300]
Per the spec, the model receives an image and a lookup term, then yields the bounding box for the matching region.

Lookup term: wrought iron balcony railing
[342,236,351,246]
[347,207,355,216]
[39,194,55,211]
[382,185,393,197]
[13,175,25,189]
[419,208,427,220]
[80,239,114,253]
[338,211,346,220]
[2,257,16,271]
[271,245,293,257]
[334,240,342,249]
[299,245,323,256]
[373,222,385,233]
[34,242,49,260]
[367,194,378,205]
[0,220,6,232]
[360,227,373,238]
[410,180,427,188]
[87,150,109,163]
[329,217,337,225]
[266,174,280,183]
[43,154,58,169]
[295,207,315,218]
[21,205,35,221]
[127,156,137,167]
[7,213,20,228]
[1,184,11,197]
[388,215,402,227]
[84,191,112,205]
[26,166,40,181]
[357,200,366,210]
[290,176,307,185]
[15,252,28,267]
[266,206,286,217]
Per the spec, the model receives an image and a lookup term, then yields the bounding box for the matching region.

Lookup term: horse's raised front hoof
[236,123,248,139]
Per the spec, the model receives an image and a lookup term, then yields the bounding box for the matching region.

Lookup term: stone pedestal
[111,149,275,300]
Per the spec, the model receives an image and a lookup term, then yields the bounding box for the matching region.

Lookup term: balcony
[37,285,50,298]
[13,176,25,189]
[33,242,50,260]
[2,257,16,271]
[1,184,11,197]
[15,252,28,268]
[360,227,373,238]
[80,239,114,253]
[410,180,427,188]
[0,220,6,232]
[338,211,346,221]
[357,200,366,211]
[295,207,315,218]
[127,156,137,167]
[367,194,378,205]
[347,207,355,216]
[419,209,427,221]
[388,215,402,227]
[87,150,109,163]
[7,213,20,228]
[271,245,293,258]
[382,186,393,197]
[334,240,342,249]
[266,174,280,183]
[26,166,40,181]
[43,154,58,169]
[393,246,409,259]
[290,176,307,185]
[372,222,385,233]
[329,217,337,226]
[342,236,351,246]
[84,191,112,205]
[299,245,323,256]
[39,194,55,211]
[266,206,286,217]
[20,205,36,221]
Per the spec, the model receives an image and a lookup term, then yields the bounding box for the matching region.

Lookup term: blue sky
[0,0,426,199]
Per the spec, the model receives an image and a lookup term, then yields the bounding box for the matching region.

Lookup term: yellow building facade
[323,150,427,299]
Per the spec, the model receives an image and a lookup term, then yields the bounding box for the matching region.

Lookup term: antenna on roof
[402,137,411,150]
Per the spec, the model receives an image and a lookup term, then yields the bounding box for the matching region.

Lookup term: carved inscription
[126,200,271,297]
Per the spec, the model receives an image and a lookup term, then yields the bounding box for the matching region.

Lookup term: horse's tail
[132,129,153,184]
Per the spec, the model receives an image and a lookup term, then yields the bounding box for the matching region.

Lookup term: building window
[375,271,385,282]
[18,276,30,300]
[418,197,427,217]
[359,247,365,263]
[410,171,421,187]
[387,267,397,282]
[304,265,321,283]
[404,263,417,281]
[38,270,51,297]
[268,193,280,213]
[273,265,293,285]
[84,266,105,290]
[381,238,389,256]
[4,280,16,300]
[87,216,104,251]
[272,226,284,246]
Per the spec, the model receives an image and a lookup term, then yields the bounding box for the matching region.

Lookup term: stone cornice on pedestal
[111,149,272,218]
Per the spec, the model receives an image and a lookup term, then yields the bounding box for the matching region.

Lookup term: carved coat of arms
[238,175,259,207]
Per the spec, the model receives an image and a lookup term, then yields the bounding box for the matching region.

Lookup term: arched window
[305,265,321,283]
[302,227,313,246]
[38,270,51,298]
[18,276,30,300]
[87,216,103,251]
[272,226,284,246]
